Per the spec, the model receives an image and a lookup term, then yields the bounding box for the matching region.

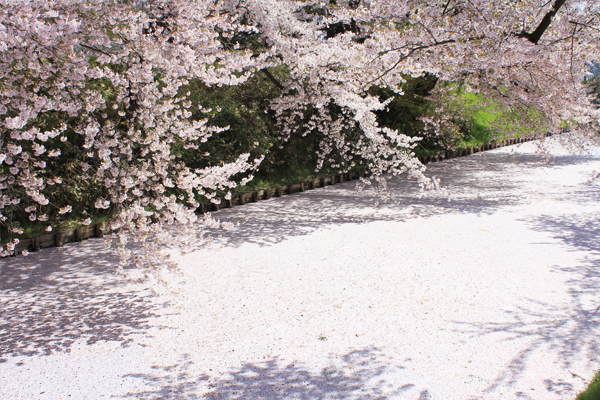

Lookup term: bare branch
[417,21,439,44]
[366,39,456,86]
[569,26,578,94]
[569,20,600,33]
[368,35,484,86]
[261,68,284,90]
[79,43,111,56]
[442,0,452,15]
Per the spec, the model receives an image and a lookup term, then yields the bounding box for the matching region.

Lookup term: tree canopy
[1,0,598,263]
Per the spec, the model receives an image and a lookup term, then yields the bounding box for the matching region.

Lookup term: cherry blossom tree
[238,0,599,186]
[1,0,598,264]
[0,0,267,263]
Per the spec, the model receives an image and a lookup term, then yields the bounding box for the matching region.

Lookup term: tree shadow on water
[186,150,598,251]
[0,239,163,361]
[123,348,416,399]
[452,212,600,395]
[529,213,600,366]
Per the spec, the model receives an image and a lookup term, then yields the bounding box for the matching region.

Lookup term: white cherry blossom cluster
[1,0,598,264]
[0,0,267,261]
[241,0,599,195]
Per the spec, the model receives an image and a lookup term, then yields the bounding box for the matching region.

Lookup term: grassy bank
[577,371,600,400]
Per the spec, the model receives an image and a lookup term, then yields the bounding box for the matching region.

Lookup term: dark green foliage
[0,109,106,242]
[370,74,474,153]
[587,77,600,106]
[370,74,438,134]
[185,75,278,170]
[183,72,505,190]
[182,68,323,189]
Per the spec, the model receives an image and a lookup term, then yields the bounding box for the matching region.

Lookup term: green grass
[455,90,548,146]
[577,371,600,400]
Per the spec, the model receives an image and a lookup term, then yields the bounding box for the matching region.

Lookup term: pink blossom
[94,199,111,209]
[5,116,26,130]
[58,205,72,214]
[0,0,597,268]
[7,144,22,155]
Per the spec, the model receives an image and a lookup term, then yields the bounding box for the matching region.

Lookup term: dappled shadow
[189,148,600,250]
[530,213,600,256]
[530,213,600,366]
[122,347,415,399]
[452,212,600,394]
[0,239,163,360]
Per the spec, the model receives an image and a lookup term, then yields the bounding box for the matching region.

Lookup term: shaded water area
[1,140,600,399]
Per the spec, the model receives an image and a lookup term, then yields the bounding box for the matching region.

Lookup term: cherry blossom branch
[261,68,284,90]
[517,0,567,44]
[79,43,111,56]
[367,39,457,86]
[442,0,453,15]
[568,20,600,33]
